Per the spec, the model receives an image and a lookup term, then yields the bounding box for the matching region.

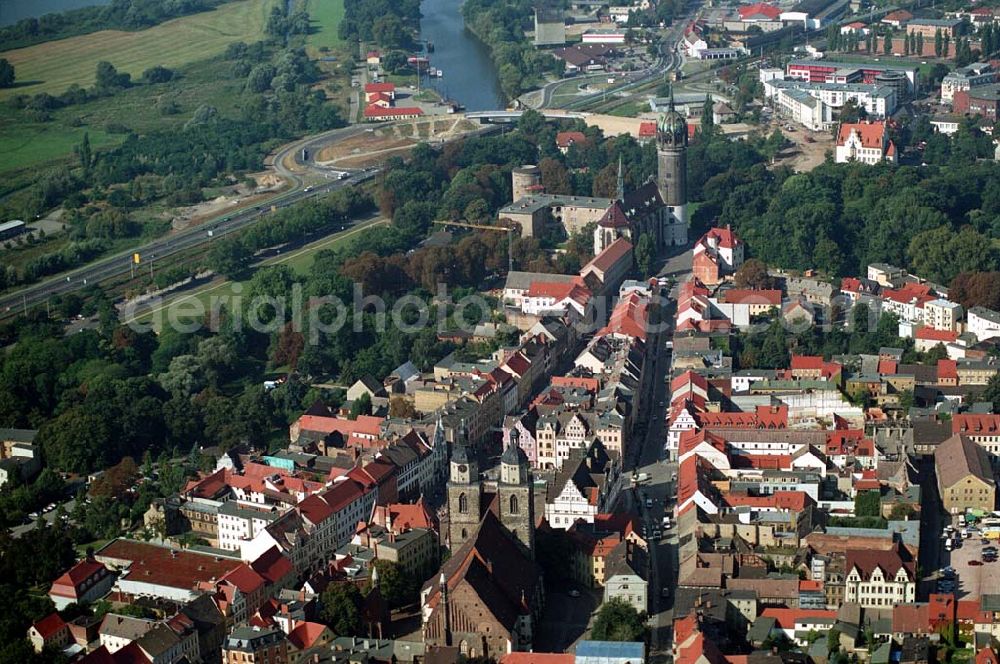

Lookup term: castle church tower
[447,436,481,553]
[656,90,689,246]
[497,429,535,558]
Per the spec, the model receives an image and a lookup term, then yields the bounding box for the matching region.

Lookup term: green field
[305,0,346,51]
[0,123,122,174]
[0,0,278,100]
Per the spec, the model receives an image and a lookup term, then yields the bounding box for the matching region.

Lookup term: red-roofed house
[556,131,587,153]
[790,355,842,381]
[835,121,897,165]
[881,9,913,27]
[738,2,781,21]
[289,413,383,449]
[638,121,656,140]
[599,291,649,341]
[581,237,634,294]
[693,226,743,285]
[938,359,958,386]
[914,326,960,352]
[363,82,395,102]
[29,613,71,653]
[978,647,999,664]
[363,105,424,121]
[49,557,116,609]
[286,621,333,652]
[952,413,1000,457]
[881,281,934,323]
[522,278,593,316]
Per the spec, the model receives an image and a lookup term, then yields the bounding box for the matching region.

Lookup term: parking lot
[941,525,1000,601]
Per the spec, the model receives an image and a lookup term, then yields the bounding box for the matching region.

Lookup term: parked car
[969,560,983,566]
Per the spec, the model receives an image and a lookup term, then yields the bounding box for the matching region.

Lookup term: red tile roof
[722,289,781,305]
[882,9,913,21]
[738,2,781,19]
[50,559,109,599]
[249,547,294,586]
[32,612,68,639]
[837,121,887,149]
[639,121,656,137]
[556,131,587,148]
[524,279,589,301]
[703,226,740,249]
[597,202,630,229]
[220,563,266,594]
[599,291,648,341]
[938,359,958,379]
[726,490,812,511]
[364,82,395,93]
[584,237,633,275]
[296,414,382,437]
[977,647,999,664]
[287,621,330,650]
[96,540,241,592]
[953,413,1000,434]
[915,327,958,342]
[761,608,836,630]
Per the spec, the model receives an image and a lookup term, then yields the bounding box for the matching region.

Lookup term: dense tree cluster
[0,0,223,50]
[696,123,1000,280]
[591,597,647,642]
[462,0,566,99]
[338,0,421,48]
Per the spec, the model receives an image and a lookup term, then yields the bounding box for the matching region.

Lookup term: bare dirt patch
[770,122,835,172]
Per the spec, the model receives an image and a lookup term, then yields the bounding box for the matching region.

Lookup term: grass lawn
[306,0,346,52]
[607,99,648,118]
[0,123,123,174]
[0,0,279,100]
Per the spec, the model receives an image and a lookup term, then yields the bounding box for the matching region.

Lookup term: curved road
[0,124,375,318]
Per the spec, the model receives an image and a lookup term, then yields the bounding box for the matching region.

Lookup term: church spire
[616,154,624,201]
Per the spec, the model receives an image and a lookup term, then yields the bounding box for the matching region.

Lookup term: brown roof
[845,543,915,582]
[423,511,540,631]
[725,577,799,599]
[584,237,633,275]
[95,540,240,592]
[936,433,995,489]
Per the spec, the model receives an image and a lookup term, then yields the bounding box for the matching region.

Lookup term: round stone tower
[511,165,542,202]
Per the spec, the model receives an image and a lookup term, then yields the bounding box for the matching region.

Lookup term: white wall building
[923,298,963,331]
[968,306,1000,342]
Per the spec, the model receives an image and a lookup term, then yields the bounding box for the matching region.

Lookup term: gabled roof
[50,559,109,598]
[287,621,330,650]
[32,612,68,639]
[837,121,887,148]
[702,225,740,249]
[738,2,781,19]
[597,201,630,228]
[583,237,633,275]
[846,543,915,582]
[364,82,395,93]
[556,131,587,148]
[936,433,995,488]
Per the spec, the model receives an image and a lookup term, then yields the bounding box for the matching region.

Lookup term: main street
[628,245,693,661]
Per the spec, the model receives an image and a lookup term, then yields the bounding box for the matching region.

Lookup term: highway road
[0,123,378,319]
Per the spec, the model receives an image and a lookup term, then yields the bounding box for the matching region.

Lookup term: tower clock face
[458,464,468,473]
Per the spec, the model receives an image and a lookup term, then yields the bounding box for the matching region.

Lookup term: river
[419,0,504,111]
[0,0,110,26]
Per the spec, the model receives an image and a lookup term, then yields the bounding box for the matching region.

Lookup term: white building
[544,439,622,529]
[941,62,995,103]
[968,306,1000,342]
[843,547,916,609]
[835,122,897,165]
[218,502,282,552]
[923,298,963,332]
[764,79,897,119]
